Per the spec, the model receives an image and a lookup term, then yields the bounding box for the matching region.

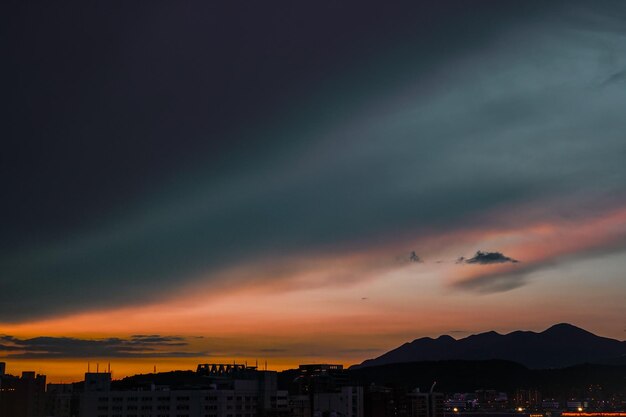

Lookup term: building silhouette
[407,391,444,417]
[80,364,289,417]
[0,371,46,417]
[287,364,363,417]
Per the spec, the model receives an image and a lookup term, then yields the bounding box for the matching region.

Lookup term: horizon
[2,322,624,383]
[4,1,626,388]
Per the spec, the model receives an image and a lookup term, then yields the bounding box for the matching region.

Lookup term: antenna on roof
[430,381,437,394]
[88,362,90,373]
[96,363,99,373]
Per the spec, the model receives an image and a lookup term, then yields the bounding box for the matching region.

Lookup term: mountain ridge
[353,323,626,369]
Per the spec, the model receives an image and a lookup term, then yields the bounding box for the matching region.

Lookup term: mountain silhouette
[354,323,626,369]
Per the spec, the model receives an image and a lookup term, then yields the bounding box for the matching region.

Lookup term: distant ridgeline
[353,324,626,369]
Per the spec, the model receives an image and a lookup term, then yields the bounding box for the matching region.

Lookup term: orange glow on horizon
[1,356,343,384]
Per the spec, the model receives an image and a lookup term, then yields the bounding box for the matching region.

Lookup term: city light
[561,414,626,417]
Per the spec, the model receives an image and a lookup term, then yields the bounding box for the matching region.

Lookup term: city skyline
[4,1,626,383]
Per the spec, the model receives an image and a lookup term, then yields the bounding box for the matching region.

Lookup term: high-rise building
[0,362,5,376]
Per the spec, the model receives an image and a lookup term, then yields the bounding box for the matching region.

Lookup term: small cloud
[409,251,423,263]
[464,251,519,265]
[396,251,424,264]
[361,297,369,300]
[455,256,465,264]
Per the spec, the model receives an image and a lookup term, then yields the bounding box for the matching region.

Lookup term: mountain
[354,323,626,369]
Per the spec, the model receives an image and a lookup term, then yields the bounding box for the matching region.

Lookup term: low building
[79,364,289,417]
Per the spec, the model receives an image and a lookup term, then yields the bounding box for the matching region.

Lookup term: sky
[3,0,626,382]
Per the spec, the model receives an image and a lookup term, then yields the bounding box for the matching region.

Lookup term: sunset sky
[3,0,626,382]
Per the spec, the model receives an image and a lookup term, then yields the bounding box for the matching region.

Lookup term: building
[46,383,77,417]
[363,385,395,417]
[287,365,363,417]
[407,391,444,417]
[294,365,350,395]
[289,395,311,417]
[513,389,541,409]
[312,386,364,417]
[85,372,113,392]
[0,370,47,417]
[541,400,560,410]
[0,362,5,376]
[79,364,289,417]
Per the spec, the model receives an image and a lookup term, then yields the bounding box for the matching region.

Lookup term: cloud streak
[2,1,626,321]
[0,335,205,359]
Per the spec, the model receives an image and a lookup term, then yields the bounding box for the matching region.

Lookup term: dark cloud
[396,251,424,264]
[2,1,626,321]
[0,335,204,359]
[464,251,519,265]
[409,251,423,263]
[129,335,186,345]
